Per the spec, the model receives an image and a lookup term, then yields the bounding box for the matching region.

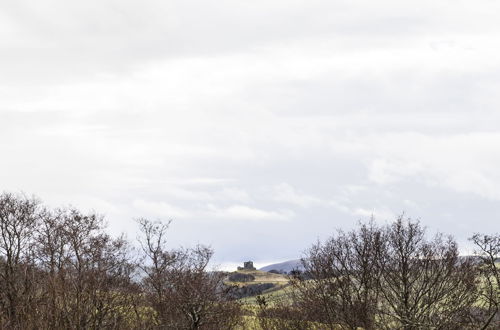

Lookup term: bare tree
[137,217,176,325]
[470,233,500,329]
[35,207,139,329]
[377,216,478,330]
[256,293,314,330]
[137,218,241,329]
[0,192,41,328]
[279,217,480,330]
[286,219,383,330]
[1,192,492,330]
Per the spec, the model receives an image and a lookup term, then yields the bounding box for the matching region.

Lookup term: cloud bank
[1,0,500,264]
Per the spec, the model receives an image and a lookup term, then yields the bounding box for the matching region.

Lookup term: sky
[1,0,500,269]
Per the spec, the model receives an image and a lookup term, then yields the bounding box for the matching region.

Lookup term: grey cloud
[2,0,500,265]
[2,0,496,83]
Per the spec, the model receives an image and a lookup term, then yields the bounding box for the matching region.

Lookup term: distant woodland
[0,192,498,329]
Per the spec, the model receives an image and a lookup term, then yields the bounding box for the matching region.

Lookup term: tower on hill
[237,261,256,271]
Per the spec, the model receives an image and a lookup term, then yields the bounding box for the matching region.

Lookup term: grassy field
[229,267,499,329]
[224,269,291,305]
[227,269,289,285]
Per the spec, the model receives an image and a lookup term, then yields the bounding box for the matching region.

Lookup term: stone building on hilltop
[237,261,256,271]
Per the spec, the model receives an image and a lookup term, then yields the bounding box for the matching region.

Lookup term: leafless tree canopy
[470,233,500,329]
[0,193,40,328]
[137,218,241,329]
[377,217,478,329]
[293,220,383,330]
[0,192,498,329]
[258,217,498,330]
[0,193,241,329]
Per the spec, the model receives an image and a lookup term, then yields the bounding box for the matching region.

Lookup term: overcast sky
[1,0,500,268]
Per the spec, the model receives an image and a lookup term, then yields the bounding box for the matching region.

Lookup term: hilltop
[259,259,304,274]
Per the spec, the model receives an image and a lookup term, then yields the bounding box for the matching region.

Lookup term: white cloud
[352,208,396,222]
[207,204,294,221]
[132,199,190,219]
[272,183,323,207]
[365,133,500,200]
[2,0,500,263]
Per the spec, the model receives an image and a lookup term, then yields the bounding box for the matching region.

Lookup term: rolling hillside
[259,259,304,273]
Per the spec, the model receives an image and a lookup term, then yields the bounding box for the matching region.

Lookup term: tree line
[256,218,499,330]
[0,192,498,329]
[0,192,241,329]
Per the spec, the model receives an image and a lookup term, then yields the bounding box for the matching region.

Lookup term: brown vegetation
[257,217,499,330]
[0,192,498,329]
[0,193,241,329]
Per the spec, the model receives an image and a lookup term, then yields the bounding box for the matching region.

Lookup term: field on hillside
[224,269,291,305]
[226,269,289,285]
[228,266,500,329]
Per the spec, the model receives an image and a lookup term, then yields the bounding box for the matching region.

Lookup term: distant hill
[259,259,304,274]
[259,256,489,274]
